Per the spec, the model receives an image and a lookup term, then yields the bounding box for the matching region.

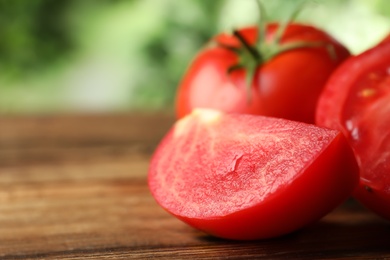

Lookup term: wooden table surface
[1,113,390,259]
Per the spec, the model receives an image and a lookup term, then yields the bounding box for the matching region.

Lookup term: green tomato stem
[233,30,261,62]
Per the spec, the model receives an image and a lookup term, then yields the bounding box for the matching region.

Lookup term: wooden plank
[0,113,390,259]
[0,113,175,166]
[0,156,197,259]
[1,157,390,259]
[0,112,175,148]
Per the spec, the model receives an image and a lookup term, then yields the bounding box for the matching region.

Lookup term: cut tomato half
[149,109,359,240]
[316,41,390,220]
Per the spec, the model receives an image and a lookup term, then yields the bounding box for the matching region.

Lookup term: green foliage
[0,0,389,114]
[0,0,73,78]
[133,0,225,108]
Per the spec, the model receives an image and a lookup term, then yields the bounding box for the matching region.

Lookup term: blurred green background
[0,0,389,115]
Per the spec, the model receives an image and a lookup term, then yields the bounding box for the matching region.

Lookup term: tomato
[379,33,390,45]
[175,23,350,124]
[316,40,390,220]
[149,109,359,240]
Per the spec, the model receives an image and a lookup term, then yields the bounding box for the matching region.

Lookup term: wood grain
[0,113,390,259]
[0,113,174,166]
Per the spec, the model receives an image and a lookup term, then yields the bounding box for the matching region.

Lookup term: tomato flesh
[316,41,390,220]
[343,68,390,188]
[149,109,359,240]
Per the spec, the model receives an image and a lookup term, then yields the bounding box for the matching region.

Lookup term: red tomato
[175,23,350,123]
[316,40,390,220]
[379,33,390,45]
[149,109,359,240]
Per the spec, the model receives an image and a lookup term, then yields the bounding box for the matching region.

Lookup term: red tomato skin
[316,42,390,131]
[176,23,350,123]
[175,47,264,118]
[176,133,358,240]
[149,110,359,240]
[379,33,390,45]
[353,183,390,221]
[316,41,390,220]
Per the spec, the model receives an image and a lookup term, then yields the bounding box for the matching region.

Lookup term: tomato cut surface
[316,41,390,220]
[149,109,359,240]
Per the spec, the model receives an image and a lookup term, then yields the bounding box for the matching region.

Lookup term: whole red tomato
[175,23,350,123]
[316,40,390,220]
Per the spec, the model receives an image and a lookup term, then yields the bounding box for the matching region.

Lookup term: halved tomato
[316,40,390,220]
[149,109,358,240]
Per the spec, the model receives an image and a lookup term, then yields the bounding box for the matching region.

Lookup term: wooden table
[1,113,390,259]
